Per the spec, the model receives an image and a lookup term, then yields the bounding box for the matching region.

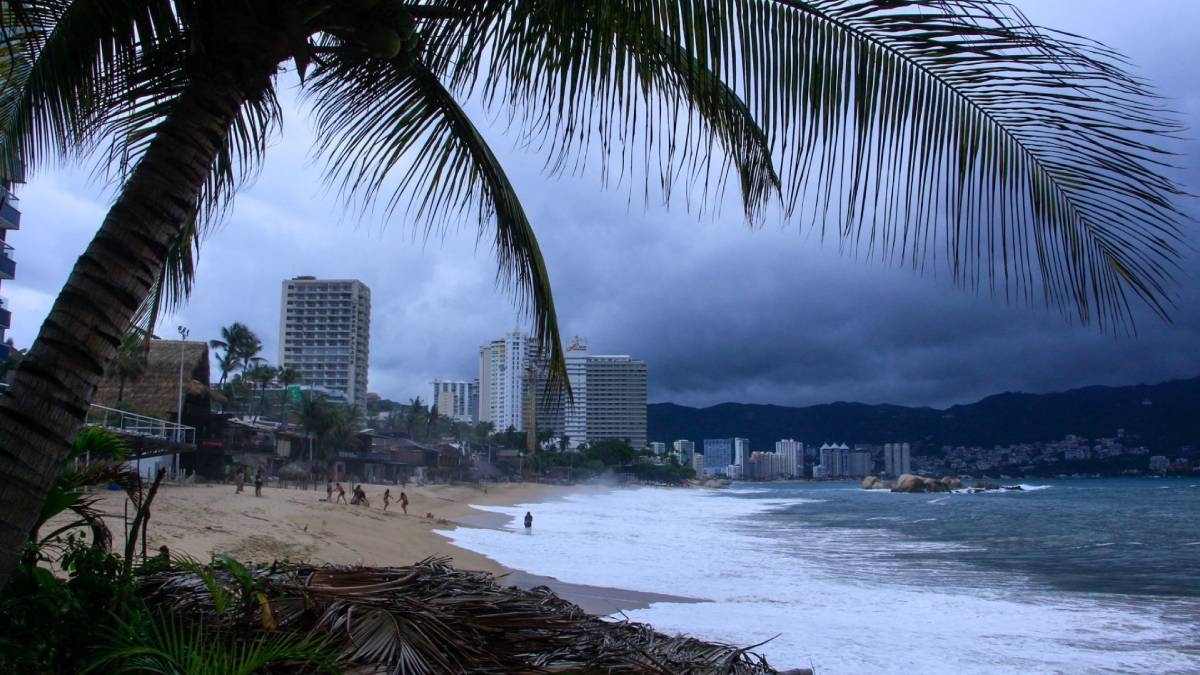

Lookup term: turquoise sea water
[440,478,1200,673]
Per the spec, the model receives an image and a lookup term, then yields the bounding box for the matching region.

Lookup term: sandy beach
[64,479,696,615]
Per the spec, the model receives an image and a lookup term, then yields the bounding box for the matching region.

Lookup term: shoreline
[62,479,699,616]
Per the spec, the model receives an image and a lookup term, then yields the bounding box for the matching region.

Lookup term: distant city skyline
[4,1,1197,410]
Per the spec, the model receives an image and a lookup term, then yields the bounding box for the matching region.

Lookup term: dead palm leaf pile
[135,556,779,674]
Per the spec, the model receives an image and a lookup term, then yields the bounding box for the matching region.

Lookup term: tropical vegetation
[0,0,1188,594]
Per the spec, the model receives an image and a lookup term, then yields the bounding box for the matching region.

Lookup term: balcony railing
[0,186,18,230]
[0,242,13,280]
[86,404,196,446]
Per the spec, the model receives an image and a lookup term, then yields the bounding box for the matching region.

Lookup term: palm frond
[305,45,570,392]
[135,557,777,673]
[432,0,1187,329]
[0,0,180,175]
[427,0,784,218]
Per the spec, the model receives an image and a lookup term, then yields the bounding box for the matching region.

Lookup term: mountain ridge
[648,375,1200,453]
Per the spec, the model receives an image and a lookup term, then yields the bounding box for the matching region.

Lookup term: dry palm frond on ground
[134,556,778,674]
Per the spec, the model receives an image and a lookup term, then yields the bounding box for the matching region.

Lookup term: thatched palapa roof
[93,340,214,420]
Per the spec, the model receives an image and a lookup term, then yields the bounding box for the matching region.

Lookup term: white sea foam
[437,487,1199,674]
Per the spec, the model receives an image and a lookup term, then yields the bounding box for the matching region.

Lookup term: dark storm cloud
[7,0,1198,410]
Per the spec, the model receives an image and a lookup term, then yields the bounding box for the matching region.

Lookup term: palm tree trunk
[0,72,254,586]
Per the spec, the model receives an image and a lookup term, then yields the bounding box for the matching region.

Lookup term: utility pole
[174,325,189,480]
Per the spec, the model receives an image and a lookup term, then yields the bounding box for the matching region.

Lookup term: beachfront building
[703,439,734,474]
[848,450,873,477]
[0,162,22,364]
[702,437,749,476]
[560,336,647,449]
[649,442,666,455]
[673,439,696,465]
[748,451,790,480]
[884,442,912,476]
[478,331,562,435]
[817,443,851,478]
[431,379,478,423]
[476,333,647,447]
[279,277,372,412]
[775,439,804,478]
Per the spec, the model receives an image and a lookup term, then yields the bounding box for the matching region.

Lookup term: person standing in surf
[524,511,533,530]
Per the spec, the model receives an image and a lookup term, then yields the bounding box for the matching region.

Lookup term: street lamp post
[175,325,189,480]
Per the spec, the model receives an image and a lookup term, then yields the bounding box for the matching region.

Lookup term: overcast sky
[6,0,1198,410]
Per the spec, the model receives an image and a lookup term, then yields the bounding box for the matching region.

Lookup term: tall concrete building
[702,437,750,476]
[703,438,733,472]
[476,333,645,447]
[561,337,647,449]
[884,442,912,476]
[817,443,850,478]
[279,277,371,410]
[775,439,805,478]
[0,165,22,362]
[431,379,478,423]
[673,439,696,465]
[478,331,540,432]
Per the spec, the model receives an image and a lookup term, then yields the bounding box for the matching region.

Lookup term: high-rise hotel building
[561,337,647,449]
[431,379,478,423]
[478,333,646,448]
[279,277,371,410]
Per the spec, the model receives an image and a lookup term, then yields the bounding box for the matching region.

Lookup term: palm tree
[402,397,431,440]
[209,323,262,385]
[276,365,303,418]
[245,362,278,418]
[108,331,148,403]
[0,0,1188,589]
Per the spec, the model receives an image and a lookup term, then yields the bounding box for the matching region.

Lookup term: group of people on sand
[325,480,408,514]
[233,468,265,497]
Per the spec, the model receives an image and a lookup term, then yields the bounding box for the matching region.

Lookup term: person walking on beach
[335,482,347,504]
[383,489,392,511]
[400,491,409,515]
[254,469,264,497]
[524,511,533,530]
[326,479,334,502]
[234,469,245,494]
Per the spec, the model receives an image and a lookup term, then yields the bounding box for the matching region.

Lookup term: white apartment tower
[279,277,371,409]
[431,379,478,423]
[477,331,562,433]
[478,332,535,431]
[775,439,805,478]
[673,439,696,465]
[477,333,646,447]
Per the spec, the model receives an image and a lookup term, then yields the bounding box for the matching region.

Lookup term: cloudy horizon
[6,0,1198,411]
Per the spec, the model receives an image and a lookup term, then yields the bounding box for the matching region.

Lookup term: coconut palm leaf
[84,609,339,675]
[304,42,571,391]
[0,0,180,173]
[432,0,1186,329]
